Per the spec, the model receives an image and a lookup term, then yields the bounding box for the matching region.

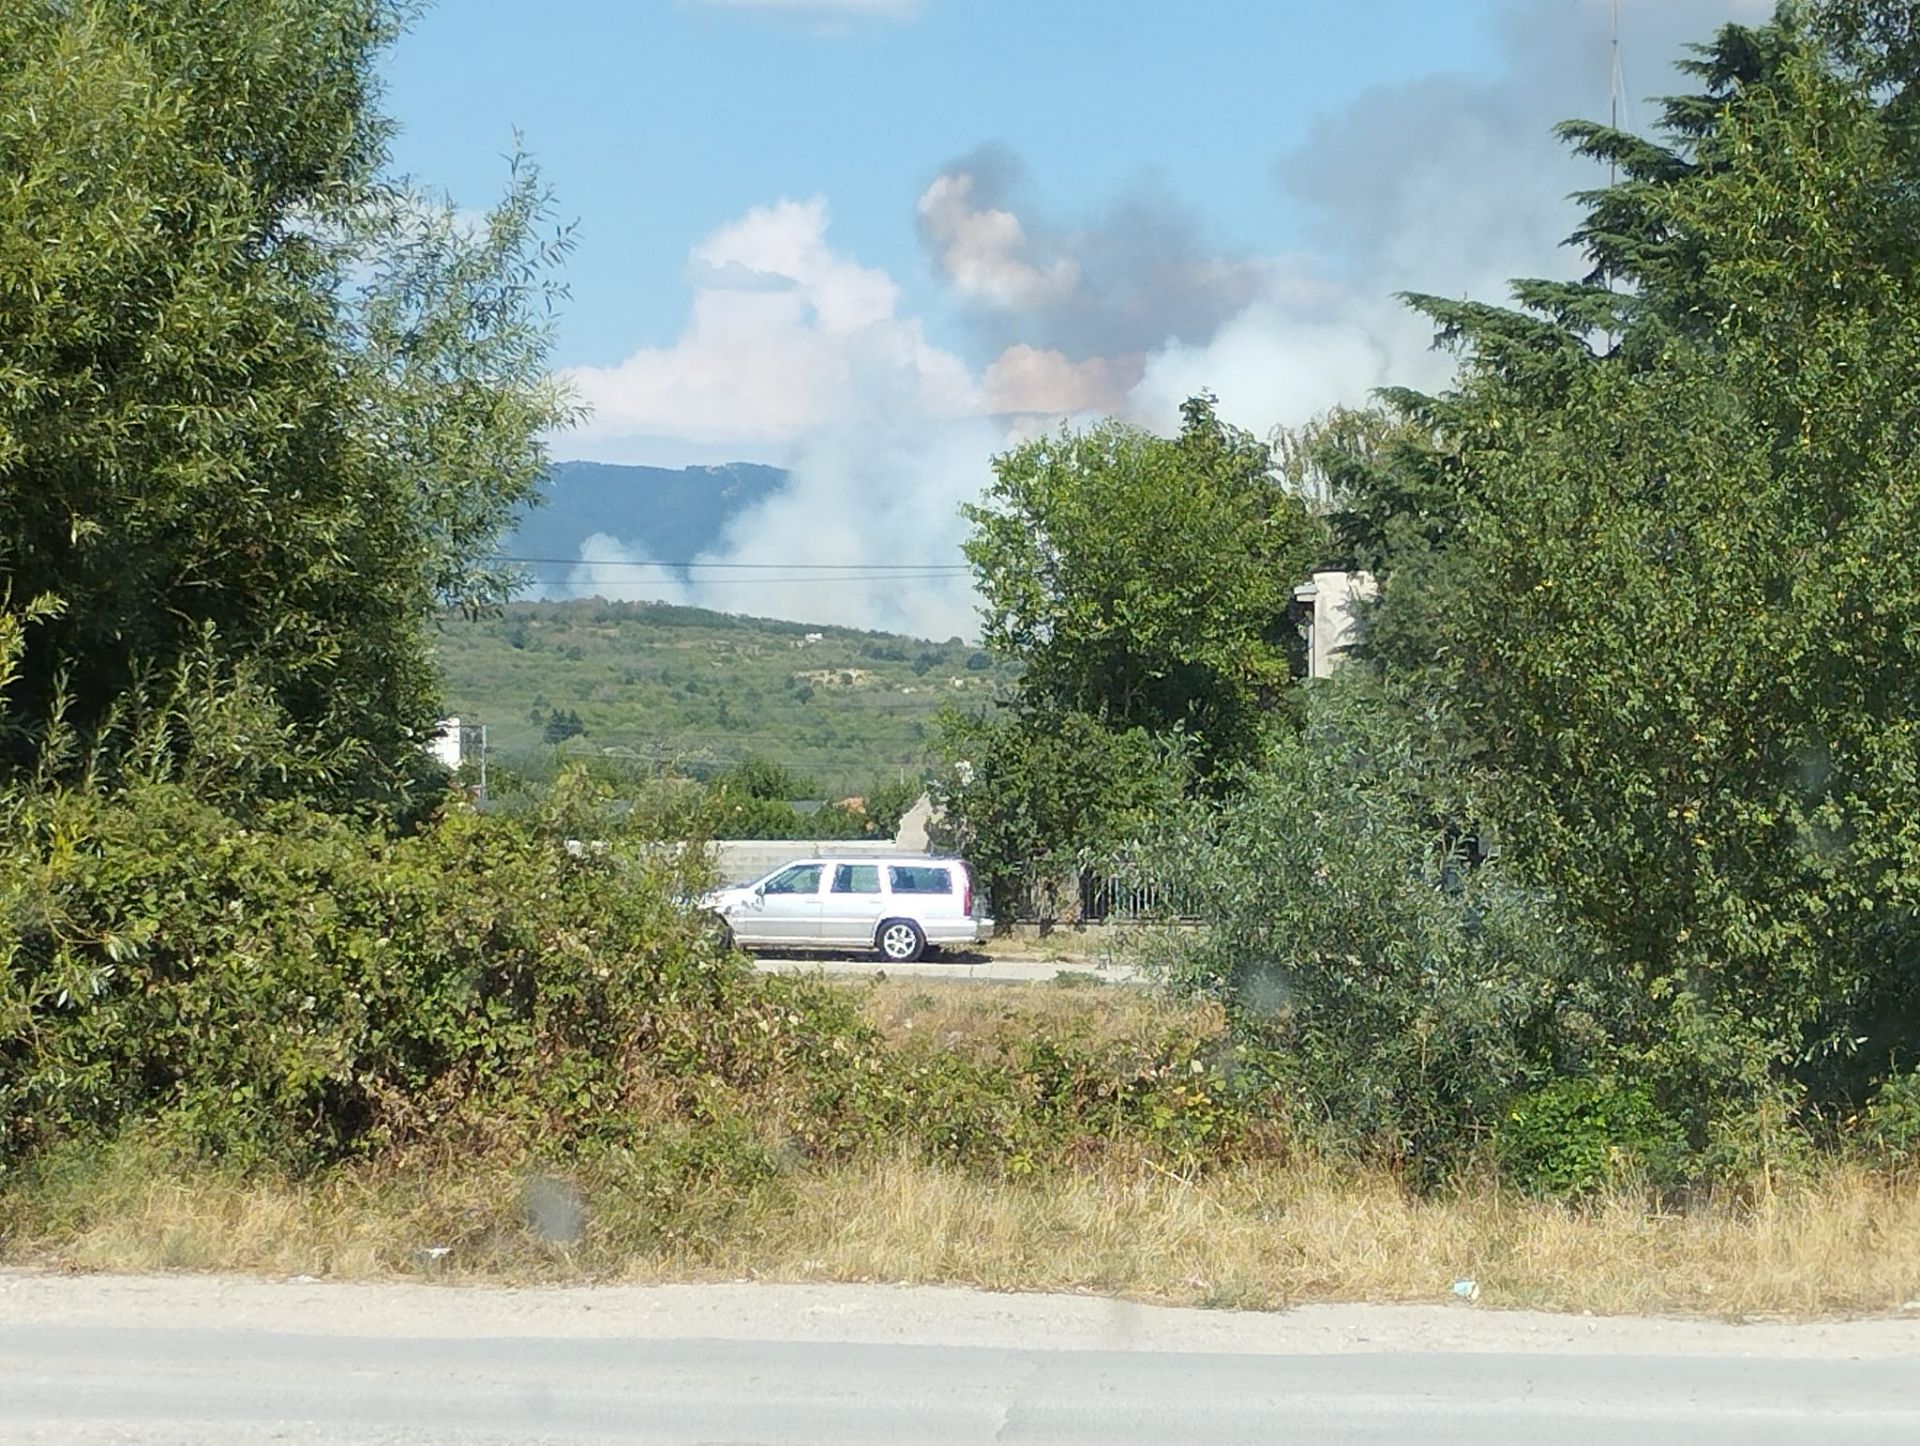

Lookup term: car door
[742,863,825,943]
[821,862,884,946]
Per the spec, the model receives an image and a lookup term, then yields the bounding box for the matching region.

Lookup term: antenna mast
[1602,0,1623,354]
[1610,0,1621,185]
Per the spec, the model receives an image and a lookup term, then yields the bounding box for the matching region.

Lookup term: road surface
[4,1273,1917,1443]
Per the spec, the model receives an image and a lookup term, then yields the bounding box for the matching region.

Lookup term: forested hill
[431,599,1018,795]
[504,461,789,569]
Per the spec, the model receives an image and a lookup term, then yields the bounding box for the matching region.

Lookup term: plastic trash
[1451,1278,1480,1302]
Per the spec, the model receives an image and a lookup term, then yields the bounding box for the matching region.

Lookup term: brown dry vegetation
[8,1142,1920,1320]
[852,977,1221,1054]
[979,924,1191,964]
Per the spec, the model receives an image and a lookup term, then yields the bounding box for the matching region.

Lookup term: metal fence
[1014,868,1203,925]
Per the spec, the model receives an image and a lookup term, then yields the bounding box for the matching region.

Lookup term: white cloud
[1129,288,1451,441]
[556,198,1005,637]
[983,344,1137,419]
[564,198,977,452]
[560,419,996,639]
[557,0,1776,633]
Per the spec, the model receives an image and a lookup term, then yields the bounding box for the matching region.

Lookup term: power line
[491,555,970,574]
[508,576,968,588]
[510,576,967,588]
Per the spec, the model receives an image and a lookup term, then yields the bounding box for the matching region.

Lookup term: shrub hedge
[0,774,1271,1183]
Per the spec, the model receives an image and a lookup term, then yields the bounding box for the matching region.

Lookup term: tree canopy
[963,395,1323,780]
[0,0,573,811]
[1322,2,1920,1106]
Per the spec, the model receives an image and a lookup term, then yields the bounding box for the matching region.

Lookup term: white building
[429,717,464,773]
[1291,570,1377,680]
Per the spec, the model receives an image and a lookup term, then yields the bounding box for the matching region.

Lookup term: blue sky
[381,0,1764,633]
[384,0,1520,365]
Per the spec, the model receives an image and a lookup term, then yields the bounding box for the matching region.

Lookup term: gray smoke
[918,142,1271,363]
[1278,0,1774,302]
[561,0,1775,632]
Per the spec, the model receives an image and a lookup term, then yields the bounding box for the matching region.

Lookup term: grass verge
[981,924,1190,964]
[850,976,1220,1052]
[6,1139,1918,1320]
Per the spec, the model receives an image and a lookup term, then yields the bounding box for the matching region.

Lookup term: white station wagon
[703,855,990,962]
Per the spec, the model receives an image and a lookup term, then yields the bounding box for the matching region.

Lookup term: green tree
[933,707,1190,922]
[0,1,573,810]
[964,395,1324,778]
[721,756,817,802]
[542,708,586,746]
[1164,674,1610,1180]
[1331,3,1920,1121]
[856,775,922,840]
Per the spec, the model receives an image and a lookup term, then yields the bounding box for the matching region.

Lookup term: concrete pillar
[1290,570,1377,679]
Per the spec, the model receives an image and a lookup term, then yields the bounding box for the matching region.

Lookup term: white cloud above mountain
[564,198,976,451]
[557,0,1772,634]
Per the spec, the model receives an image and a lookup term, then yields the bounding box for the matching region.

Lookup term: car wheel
[705,912,737,952]
[876,918,926,963]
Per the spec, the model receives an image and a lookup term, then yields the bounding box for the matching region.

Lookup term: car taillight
[963,877,973,917]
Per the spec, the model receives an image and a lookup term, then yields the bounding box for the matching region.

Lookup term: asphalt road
[5,1274,1917,1445]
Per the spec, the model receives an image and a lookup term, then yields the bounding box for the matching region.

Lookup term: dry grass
[9,1144,1919,1320]
[744,1159,1920,1318]
[850,976,1223,1052]
[981,924,1188,964]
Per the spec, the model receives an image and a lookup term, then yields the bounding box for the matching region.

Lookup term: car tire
[876,918,926,963]
[705,912,737,952]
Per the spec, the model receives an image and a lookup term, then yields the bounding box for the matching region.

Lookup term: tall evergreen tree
[1329,2,1920,1109]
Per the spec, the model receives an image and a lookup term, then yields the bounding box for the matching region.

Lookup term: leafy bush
[0,774,743,1170]
[1858,1070,1920,1173]
[1161,676,1612,1180]
[1495,1078,1685,1199]
[0,767,1283,1183]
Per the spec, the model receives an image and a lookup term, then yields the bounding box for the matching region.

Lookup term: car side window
[887,865,952,895]
[833,864,881,894]
[763,864,823,896]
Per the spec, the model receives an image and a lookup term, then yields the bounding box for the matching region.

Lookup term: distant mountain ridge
[503,460,790,567]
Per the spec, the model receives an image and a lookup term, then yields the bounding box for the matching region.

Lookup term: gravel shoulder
[5,1270,1918,1359]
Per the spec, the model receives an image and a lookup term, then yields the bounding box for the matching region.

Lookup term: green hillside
[431,599,1017,796]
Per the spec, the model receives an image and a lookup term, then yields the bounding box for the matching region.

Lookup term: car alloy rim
[883,924,917,959]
